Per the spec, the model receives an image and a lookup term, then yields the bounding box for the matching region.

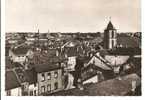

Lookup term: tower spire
[38,29,39,34]
[109,16,111,21]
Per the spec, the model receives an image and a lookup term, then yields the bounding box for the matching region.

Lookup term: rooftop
[5,70,21,90]
[11,46,30,55]
[34,63,61,73]
[117,34,140,48]
[25,68,37,84]
[106,21,116,30]
[48,73,140,96]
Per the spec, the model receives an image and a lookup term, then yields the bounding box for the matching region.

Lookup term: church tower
[104,20,117,49]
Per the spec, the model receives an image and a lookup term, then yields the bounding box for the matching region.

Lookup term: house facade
[6,87,22,96]
[35,64,63,95]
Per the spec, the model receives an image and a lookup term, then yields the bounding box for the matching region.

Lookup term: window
[109,30,112,38]
[47,84,51,92]
[30,91,33,96]
[41,86,45,93]
[7,90,11,96]
[112,32,114,38]
[54,71,58,78]
[61,63,66,67]
[112,40,114,48]
[21,84,26,90]
[34,90,37,96]
[41,73,45,81]
[54,82,58,90]
[47,73,51,80]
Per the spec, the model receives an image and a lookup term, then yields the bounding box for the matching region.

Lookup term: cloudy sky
[6,0,141,32]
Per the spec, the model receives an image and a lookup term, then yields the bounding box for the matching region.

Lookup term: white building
[9,46,33,65]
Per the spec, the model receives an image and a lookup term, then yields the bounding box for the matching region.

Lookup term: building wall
[28,83,38,96]
[88,56,111,70]
[83,75,98,84]
[9,49,33,64]
[14,56,26,63]
[26,50,34,59]
[9,50,26,63]
[109,39,117,49]
[67,56,76,71]
[6,87,22,96]
[104,30,117,49]
[105,55,129,65]
[37,69,63,95]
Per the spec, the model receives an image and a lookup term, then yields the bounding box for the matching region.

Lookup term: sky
[5,0,141,33]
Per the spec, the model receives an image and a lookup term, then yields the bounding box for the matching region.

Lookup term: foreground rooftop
[47,73,141,96]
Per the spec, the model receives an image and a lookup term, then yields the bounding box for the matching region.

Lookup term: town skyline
[6,0,141,33]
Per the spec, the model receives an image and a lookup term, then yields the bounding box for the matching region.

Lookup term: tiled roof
[64,47,78,57]
[106,21,115,30]
[5,71,21,90]
[34,63,61,73]
[64,40,81,47]
[11,46,30,55]
[48,73,140,96]
[99,50,109,56]
[6,58,24,69]
[108,48,141,55]
[117,34,140,48]
[6,57,13,69]
[30,49,67,65]
[25,68,37,84]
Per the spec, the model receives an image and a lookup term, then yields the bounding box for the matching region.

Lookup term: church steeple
[106,21,114,30]
[106,17,116,30]
[104,19,117,49]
